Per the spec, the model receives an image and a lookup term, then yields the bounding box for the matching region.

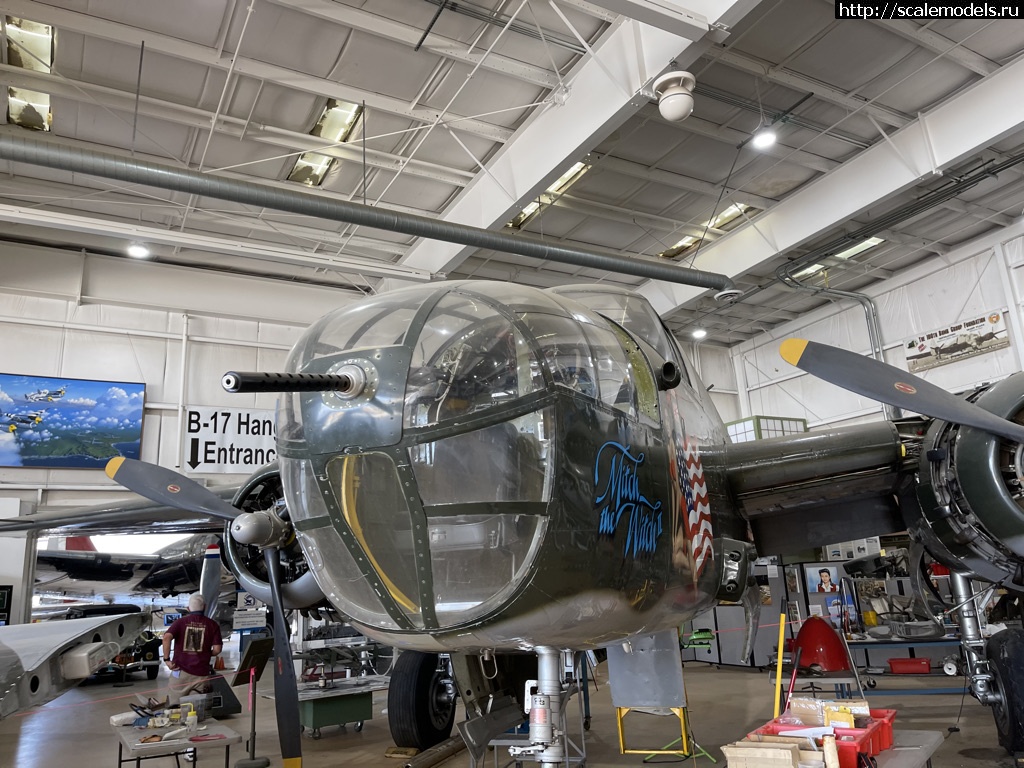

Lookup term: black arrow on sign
[188,438,201,469]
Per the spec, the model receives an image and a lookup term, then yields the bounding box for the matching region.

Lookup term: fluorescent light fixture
[751,126,776,149]
[691,328,708,339]
[6,16,54,132]
[792,237,885,279]
[289,99,363,187]
[126,242,151,258]
[658,204,752,258]
[506,161,589,229]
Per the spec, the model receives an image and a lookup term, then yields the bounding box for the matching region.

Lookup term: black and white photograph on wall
[785,565,802,595]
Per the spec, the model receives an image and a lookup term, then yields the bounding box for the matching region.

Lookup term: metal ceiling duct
[0,134,737,294]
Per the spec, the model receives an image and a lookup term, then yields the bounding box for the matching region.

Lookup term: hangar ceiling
[1,0,1024,346]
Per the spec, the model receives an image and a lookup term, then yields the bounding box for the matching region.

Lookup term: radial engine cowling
[222,463,325,610]
[910,372,1024,587]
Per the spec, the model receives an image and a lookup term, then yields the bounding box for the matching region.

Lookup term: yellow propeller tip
[780,339,809,366]
[105,456,125,480]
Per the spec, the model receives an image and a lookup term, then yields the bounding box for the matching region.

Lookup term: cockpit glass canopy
[549,286,681,367]
[280,281,667,633]
[404,292,543,429]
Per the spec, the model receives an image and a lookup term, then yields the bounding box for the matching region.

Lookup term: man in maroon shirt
[161,593,223,705]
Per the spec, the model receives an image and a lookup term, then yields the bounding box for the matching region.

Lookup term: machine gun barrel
[222,371,358,394]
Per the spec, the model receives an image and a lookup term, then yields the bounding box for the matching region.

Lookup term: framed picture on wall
[805,564,841,594]
[785,565,802,595]
[0,373,145,468]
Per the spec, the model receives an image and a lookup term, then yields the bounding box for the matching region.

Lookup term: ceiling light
[691,328,708,339]
[506,161,589,229]
[751,126,776,149]
[126,242,150,258]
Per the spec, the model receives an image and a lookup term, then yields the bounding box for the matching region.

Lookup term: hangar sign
[182,407,276,473]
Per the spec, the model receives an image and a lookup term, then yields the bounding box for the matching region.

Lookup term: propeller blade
[265,546,303,768]
[104,457,240,521]
[780,339,1024,443]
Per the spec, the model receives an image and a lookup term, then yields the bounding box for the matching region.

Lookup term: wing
[0,489,238,536]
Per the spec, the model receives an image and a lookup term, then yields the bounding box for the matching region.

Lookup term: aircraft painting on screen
[7,281,1024,767]
[2,409,45,432]
[25,386,65,403]
[0,374,143,468]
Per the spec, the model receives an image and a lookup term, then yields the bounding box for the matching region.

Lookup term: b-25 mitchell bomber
[43,279,1022,768]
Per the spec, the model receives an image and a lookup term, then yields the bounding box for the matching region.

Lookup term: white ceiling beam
[393,2,761,281]
[939,198,1014,227]
[0,175,411,257]
[0,0,512,144]
[550,192,724,239]
[638,50,1024,315]
[582,1,709,40]
[588,151,777,209]
[556,0,619,22]
[0,203,432,281]
[872,20,998,76]
[711,47,911,128]
[0,64,474,187]
[266,0,560,89]
[638,106,839,173]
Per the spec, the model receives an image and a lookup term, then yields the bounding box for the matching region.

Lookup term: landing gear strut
[508,647,565,767]
[950,573,1024,752]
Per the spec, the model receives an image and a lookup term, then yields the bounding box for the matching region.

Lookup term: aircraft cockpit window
[412,411,551,507]
[281,456,400,630]
[325,453,424,628]
[547,287,682,371]
[431,514,546,626]
[286,287,428,365]
[519,313,597,397]
[405,294,542,429]
[579,322,635,418]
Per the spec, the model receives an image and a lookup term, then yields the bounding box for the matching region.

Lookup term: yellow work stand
[615,706,716,763]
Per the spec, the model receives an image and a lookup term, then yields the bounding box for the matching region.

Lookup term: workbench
[876,730,943,768]
[262,674,390,739]
[113,719,241,768]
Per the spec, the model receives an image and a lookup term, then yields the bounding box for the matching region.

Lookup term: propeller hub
[230,510,289,547]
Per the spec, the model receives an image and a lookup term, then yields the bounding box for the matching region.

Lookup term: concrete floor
[0,662,1010,768]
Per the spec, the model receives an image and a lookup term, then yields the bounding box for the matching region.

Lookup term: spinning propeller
[105,458,304,768]
[780,339,1024,443]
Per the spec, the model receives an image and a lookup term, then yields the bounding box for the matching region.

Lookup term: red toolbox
[887,657,930,674]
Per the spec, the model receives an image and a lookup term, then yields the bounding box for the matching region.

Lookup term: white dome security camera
[653,71,696,122]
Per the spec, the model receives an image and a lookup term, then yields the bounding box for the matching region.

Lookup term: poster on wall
[0,373,144,468]
[904,311,1010,373]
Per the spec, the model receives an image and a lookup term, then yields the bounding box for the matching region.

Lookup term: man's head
[188,593,206,613]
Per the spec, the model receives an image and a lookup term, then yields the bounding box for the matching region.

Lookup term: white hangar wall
[0,241,357,512]
[730,219,1024,430]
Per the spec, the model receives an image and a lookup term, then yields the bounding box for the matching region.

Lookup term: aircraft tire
[387,651,455,750]
[988,628,1024,753]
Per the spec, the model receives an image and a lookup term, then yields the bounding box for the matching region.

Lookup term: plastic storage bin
[749,719,885,768]
[869,709,897,750]
[887,657,930,674]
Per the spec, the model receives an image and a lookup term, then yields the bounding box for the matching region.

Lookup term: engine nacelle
[222,462,325,610]
[909,372,1024,588]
